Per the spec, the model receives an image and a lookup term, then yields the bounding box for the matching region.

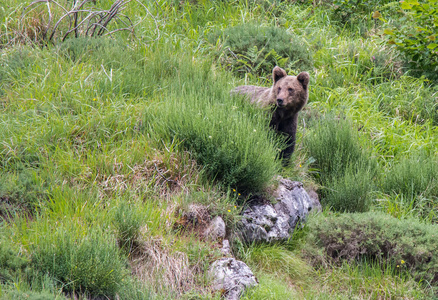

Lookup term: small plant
[0,170,47,217]
[209,23,313,78]
[113,201,143,251]
[323,164,375,213]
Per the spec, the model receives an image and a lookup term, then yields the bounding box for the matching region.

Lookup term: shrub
[305,212,438,288]
[384,0,438,82]
[329,0,395,25]
[31,225,127,297]
[304,115,377,212]
[383,153,438,199]
[208,23,313,78]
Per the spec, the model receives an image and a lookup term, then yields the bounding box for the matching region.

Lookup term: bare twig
[21,0,152,44]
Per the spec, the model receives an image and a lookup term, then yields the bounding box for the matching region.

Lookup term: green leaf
[427,43,438,50]
[383,29,394,35]
[400,2,412,9]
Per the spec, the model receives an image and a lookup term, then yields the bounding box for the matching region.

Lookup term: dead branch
[20,0,159,44]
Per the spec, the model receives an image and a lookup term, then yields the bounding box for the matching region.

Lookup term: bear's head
[271,66,309,113]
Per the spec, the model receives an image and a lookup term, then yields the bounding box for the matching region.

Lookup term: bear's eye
[288,88,294,93]
[278,87,281,93]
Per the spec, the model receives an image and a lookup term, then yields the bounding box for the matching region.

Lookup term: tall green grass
[144,44,282,193]
[304,115,377,212]
[1,0,438,298]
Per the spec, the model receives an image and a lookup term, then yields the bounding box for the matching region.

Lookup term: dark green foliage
[330,0,395,25]
[305,212,438,289]
[384,0,438,82]
[31,229,127,297]
[209,23,313,78]
[324,164,375,212]
[304,115,377,212]
[383,153,438,199]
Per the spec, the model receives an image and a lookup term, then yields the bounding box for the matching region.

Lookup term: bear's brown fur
[232,66,310,162]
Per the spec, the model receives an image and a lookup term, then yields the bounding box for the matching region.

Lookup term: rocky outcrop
[207,178,320,299]
[238,178,321,243]
[209,258,258,300]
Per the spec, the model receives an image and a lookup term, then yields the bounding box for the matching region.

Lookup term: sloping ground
[0,0,437,299]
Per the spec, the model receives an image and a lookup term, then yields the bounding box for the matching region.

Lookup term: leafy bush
[329,0,396,25]
[305,212,438,289]
[384,0,438,82]
[209,23,313,77]
[304,115,377,212]
[31,226,127,297]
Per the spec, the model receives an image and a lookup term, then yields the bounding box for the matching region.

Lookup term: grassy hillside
[0,0,437,299]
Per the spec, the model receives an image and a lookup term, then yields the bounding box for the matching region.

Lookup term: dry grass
[88,150,202,198]
[130,238,198,297]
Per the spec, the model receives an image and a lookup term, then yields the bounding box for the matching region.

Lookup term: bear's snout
[276,98,284,107]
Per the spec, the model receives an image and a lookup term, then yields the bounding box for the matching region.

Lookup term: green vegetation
[1,0,437,299]
[209,23,313,78]
[304,116,377,212]
[383,0,438,81]
[305,212,438,292]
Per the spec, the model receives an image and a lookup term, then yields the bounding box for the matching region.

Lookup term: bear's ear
[272,66,287,84]
[297,72,310,90]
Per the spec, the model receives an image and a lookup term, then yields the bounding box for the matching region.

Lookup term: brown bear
[232,66,310,163]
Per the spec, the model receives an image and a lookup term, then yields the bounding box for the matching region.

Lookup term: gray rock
[204,216,226,241]
[221,239,231,256]
[239,178,321,243]
[209,258,258,300]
